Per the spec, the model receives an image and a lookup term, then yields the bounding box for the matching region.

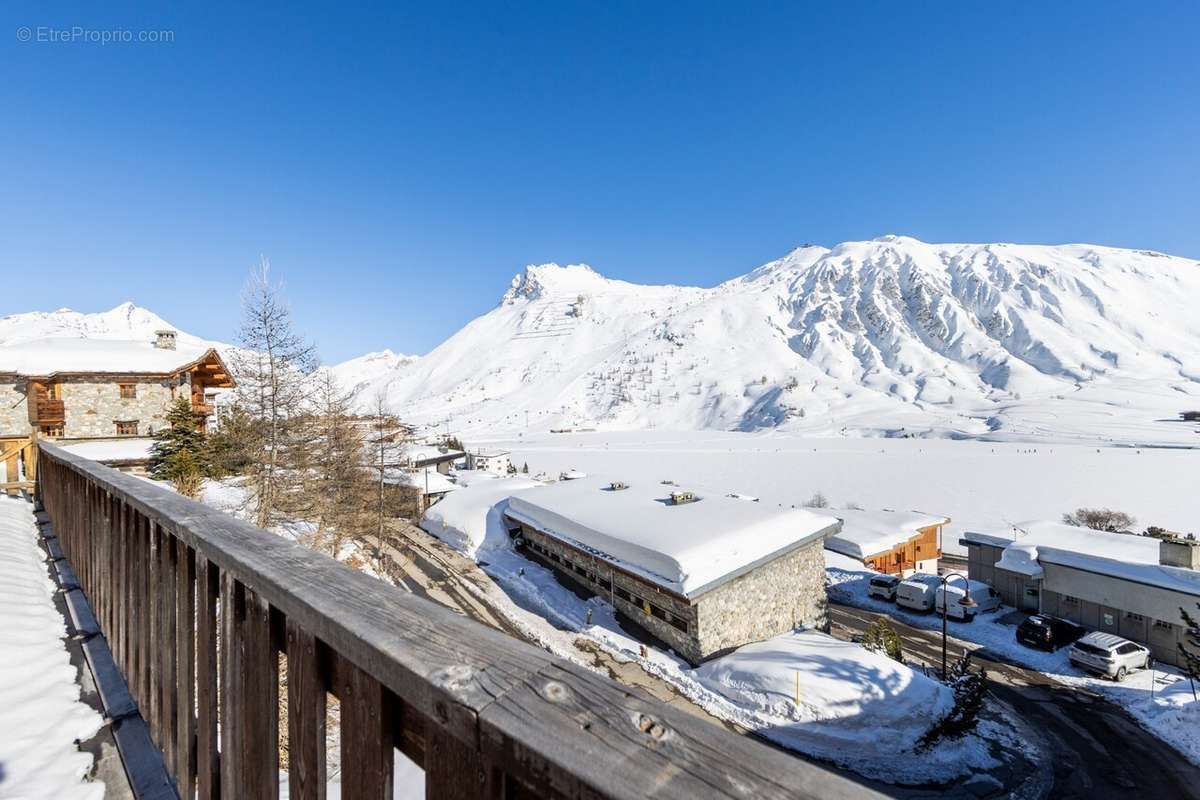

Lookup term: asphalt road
[830,603,1200,800]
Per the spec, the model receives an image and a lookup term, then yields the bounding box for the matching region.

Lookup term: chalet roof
[0,337,232,382]
[504,476,841,599]
[823,508,950,560]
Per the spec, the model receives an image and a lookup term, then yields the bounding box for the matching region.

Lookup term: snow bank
[695,629,952,750]
[0,495,104,800]
[419,476,542,557]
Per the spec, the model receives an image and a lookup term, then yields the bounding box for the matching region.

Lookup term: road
[830,603,1200,800]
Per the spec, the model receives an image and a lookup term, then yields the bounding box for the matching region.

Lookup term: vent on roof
[154,330,177,350]
[609,481,629,491]
[669,490,697,505]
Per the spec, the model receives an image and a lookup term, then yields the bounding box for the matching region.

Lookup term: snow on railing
[34,440,878,800]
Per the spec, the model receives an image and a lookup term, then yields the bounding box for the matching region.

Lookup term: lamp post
[940,572,976,679]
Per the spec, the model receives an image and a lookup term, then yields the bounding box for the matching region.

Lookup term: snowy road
[829,603,1200,799]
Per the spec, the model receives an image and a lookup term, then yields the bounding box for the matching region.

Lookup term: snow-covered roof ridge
[822,508,950,560]
[504,475,840,597]
[0,336,220,376]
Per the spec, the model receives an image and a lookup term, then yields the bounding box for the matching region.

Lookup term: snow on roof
[822,508,949,560]
[504,476,840,597]
[0,337,213,376]
[471,449,510,458]
[964,520,1200,597]
[59,438,155,463]
[385,467,458,495]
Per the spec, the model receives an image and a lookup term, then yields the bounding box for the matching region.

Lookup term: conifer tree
[148,397,208,498]
[1179,602,1200,701]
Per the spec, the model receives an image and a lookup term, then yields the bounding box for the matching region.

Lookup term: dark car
[1016,614,1086,651]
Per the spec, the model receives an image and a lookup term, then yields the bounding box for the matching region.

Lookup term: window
[1154,619,1174,630]
[1125,612,1145,622]
[39,424,63,438]
[119,383,137,399]
[46,383,61,400]
[670,616,689,633]
[1062,595,1079,606]
[1117,643,1139,655]
[115,420,139,436]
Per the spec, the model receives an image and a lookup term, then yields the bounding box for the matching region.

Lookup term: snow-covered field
[477,430,1198,555]
[419,476,1014,784]
[0,495,104,800]
[826,553,1200,764]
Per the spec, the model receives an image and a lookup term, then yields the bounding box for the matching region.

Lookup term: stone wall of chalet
[693,537,828,659]
[61,376,183,438]
[0,379,32,436]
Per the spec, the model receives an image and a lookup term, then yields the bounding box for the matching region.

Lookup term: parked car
[934,581,1001,621]
[895,574,941,612]
[1016,614,1086,651]
[868,574,901,602]
[1069,632,1153,681]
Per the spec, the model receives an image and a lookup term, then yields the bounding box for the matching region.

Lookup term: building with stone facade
[0,331,234,443]
[962,521,1200,668]
[503,477,840,664]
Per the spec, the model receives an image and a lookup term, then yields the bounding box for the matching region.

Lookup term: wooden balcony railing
[35,440,878,800]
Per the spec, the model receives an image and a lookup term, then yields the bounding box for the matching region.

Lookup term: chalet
[503,477,840,664]
[466,448,511,475]
[962,521,1200,667]
[383,466,459,515]
[823,509,949,577]
[0,332,234,441]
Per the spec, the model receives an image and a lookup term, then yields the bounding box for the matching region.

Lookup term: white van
[935,581,1001,621]
[895,574,941,612]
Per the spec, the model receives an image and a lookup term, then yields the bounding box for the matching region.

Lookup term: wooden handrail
[35,440,880,800]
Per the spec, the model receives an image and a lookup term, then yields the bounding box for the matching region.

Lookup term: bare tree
[233,259,318,529]
[1062,507,1137,533]
[363,386,411,577]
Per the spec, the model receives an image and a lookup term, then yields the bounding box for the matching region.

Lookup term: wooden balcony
[34,440,878,800]
[32,399,65,425]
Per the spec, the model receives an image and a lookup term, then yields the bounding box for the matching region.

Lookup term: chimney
[1160,536,1200,570]
[155,330,177,350]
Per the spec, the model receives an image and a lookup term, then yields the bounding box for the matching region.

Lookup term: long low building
[503,477,841,664]
[962,521,1200,667]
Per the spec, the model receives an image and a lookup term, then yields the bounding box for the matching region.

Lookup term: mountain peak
[502,263,606,303]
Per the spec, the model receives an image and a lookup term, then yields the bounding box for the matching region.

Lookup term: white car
[867,574,901,602]
[895,574,941,612]
[934,581,1001,621]
[1069,632,1153,681]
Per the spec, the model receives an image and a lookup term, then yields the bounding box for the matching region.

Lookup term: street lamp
[940,572,976,679]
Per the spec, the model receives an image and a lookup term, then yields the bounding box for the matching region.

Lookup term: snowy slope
[361,237,1200,445]
[0,301,230,354]
[326,349,419,396]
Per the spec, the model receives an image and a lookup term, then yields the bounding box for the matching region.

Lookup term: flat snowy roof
[0,337,215,377]
[59,438,155,463]
[823,508,949,560]
[963,520,1200,597]
[504,476,840,598]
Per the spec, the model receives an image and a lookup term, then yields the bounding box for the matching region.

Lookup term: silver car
[1069,632,1153,681]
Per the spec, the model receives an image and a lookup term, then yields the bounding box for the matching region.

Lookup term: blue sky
[2,2,1197,362]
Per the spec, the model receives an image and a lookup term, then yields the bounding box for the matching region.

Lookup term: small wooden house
[822,509,949,577]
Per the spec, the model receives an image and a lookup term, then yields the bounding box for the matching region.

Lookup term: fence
[35,440,876,799]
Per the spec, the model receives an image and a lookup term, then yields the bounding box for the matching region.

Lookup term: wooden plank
[334,654,393,800]
[177,543,197,798]
[219,572,245,800]
[147,521,162,748]
[196,557,221,800]
[425,726,499,800]
[286,620,326,800]
[241,588,279,800]
[160,533,179,774]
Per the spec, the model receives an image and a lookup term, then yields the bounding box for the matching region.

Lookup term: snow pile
[504,476,839,596]
[419,475,542,557]
[0,495,104,800]
[351,237,1200,446]
[695,629,952,751]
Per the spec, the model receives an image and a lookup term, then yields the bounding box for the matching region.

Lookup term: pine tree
[522,462,529,474]
[148,398,209,498]
[232,260,318,529]
[861,618,904,663]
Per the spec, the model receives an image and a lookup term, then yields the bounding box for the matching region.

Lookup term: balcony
[33,398,65,425]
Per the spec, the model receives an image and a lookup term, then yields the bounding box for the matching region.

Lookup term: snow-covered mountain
[358,236,1200,445]
[0,302,227,353]
[326,349,419,396]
